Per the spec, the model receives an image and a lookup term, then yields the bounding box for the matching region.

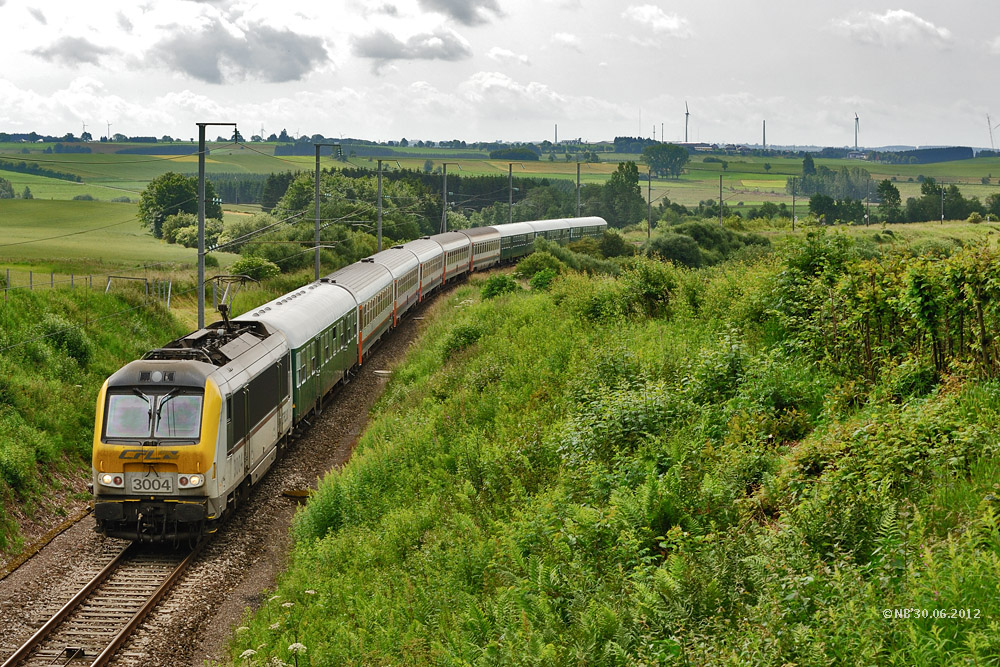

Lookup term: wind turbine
[988,114,1000,151]
[684,102,690,143]
[854,113,859,151]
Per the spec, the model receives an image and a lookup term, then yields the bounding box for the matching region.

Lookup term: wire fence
[1,267,174,307]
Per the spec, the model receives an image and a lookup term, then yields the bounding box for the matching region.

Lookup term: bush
[514,251,566,279]
[646,232,702,267]
[161,213,197,244]
[599,230,634,258]
[967,211,984,224]
[481,274,519,300]
[72,194,95,201]
[111,196,132,203]
[442,323,483,357]
[230,255,281,281]
[529,268,558,291]
[41,314,92,366]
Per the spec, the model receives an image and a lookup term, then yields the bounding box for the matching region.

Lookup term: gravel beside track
[0,287,447,667]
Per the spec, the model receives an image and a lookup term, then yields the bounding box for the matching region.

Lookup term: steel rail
[0,545,133,667]
[89,540,204,666]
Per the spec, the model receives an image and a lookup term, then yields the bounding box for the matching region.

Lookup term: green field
[4,140,1000,213]
[0,199,239,274]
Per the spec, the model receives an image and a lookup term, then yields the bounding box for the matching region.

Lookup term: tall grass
[232,246,1000,665]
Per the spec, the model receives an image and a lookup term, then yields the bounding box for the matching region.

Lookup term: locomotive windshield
[104,388,203,441]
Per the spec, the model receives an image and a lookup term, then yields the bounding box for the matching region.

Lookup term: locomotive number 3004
[131,477,172,493]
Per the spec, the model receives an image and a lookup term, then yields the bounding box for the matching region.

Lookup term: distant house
[848,151,868,160]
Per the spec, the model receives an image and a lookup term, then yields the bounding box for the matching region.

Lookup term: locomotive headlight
[100,473,124,488]
[178,474,204,488]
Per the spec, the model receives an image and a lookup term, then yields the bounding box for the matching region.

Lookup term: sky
[0,0,998,149]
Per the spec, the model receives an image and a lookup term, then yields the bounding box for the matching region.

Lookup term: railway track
[1,541,202,667]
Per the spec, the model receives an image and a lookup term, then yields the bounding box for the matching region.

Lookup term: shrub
[646,232,702,268]
[443,323,482,357]
[111,196,132,203]
[161,213,197,244]
[514,251,566,279]
[967,211,984,224]
[230,255,281,281]
[481,274,519,300]
[599,230,635,258]
[72,194,95,201]
[41,314,92,366]
[529,268,558,292]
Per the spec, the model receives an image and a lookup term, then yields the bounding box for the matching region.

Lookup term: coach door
[239,386,250,477]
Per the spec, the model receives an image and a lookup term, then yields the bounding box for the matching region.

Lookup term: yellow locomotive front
[92,359,223,543]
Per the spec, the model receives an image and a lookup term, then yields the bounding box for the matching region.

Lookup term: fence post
[5,269,8,302]
[71,274,74,288]
[29,271,33,291]
[166,281,172,310]
[89,275,93,289]
[50,272,54,288]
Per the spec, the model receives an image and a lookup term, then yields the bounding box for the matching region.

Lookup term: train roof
[526,216,607,232]
[431,231,471,251]
[108,358,216,388]
[233,281,356,349]
[488,221,535,237]
[322,259,393,303]
[367,246,419,278]
[460,226,500,241]
[398,238,442,263]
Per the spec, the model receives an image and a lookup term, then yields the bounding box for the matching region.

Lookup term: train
[91,216,607,543]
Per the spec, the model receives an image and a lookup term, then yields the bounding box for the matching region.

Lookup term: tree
[277,129,290,142]
[138,172,222,238]
[642,143,689,178]
[876,179,902,222]
[81,131,93,142]
[602,162,645,228]
[231,128,244,142]
[763,162,772,172]
[802,154,816,176]
[21,186,32,200]
[809,193,836,222]
[0,177,13,199]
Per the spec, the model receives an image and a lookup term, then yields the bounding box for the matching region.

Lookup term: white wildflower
[288,643,307,655]
[240,648,257,660]
[281,601,294,608]
[268,595,281,603]
[304,590,316,595]
[236,626,250,634]
[269,622,281,630]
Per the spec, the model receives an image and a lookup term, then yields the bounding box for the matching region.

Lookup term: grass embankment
[233,235,1000,665]
[0,288,187,550]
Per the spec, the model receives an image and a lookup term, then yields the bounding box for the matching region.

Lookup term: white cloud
[832,9,951,48]
[32,37,116,67]
[989,35,1000,56]
[622,5,691,38]
[148,19,330,83]
[351,27,472,72]
[551,32,581,52]
[416,0,502,26]
[487,46,530,65]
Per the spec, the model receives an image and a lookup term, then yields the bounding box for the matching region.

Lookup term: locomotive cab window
[104,387,203,442]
